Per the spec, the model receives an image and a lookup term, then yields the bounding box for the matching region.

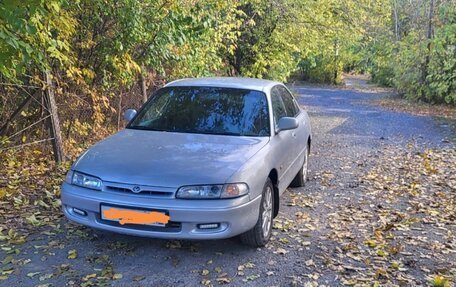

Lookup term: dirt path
[1,84,455,287]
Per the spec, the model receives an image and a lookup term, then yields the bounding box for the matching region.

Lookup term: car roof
[165,77,282,92]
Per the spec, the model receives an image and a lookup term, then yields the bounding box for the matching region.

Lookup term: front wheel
[240,178,274,247]
[290,147,309,187]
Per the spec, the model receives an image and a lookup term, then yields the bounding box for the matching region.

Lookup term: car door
[278,86,308,177]
[270,86,297,192]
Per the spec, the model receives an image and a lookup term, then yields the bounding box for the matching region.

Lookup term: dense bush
[1,0,455,163]
[367,1,455,105]
[298,55,343,84]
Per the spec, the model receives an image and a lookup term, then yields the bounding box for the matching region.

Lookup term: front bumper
[61,183,261,239]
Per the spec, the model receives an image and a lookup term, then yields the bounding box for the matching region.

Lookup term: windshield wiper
[128,126,247,136]
[127,126,166,132]
[181,129,243,136]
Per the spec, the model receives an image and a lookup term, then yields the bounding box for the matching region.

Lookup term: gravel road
[2,83,455,287]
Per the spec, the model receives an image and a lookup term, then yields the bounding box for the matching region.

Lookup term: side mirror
[123,109,137,122]
[276,117,299,133]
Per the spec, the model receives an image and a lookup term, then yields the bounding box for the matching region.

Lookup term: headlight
[176,183,249,199]
[221,183,249,198]
[71,171,102,190]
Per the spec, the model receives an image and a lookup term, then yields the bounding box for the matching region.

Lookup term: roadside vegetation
[0,0,454,160]
[0,1,455,286]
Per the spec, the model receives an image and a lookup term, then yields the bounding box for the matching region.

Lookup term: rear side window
[271,87,287,124]
[278,86,300,117]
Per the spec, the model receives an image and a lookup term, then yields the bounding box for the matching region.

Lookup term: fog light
[197,223,220,229]
[73,208,87,216]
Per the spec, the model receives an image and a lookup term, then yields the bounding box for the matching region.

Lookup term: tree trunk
[44,71,65,163]
[420,0,434,84]
[117,92,123,131]
[393,0,400,41]
[333,39,339,84]
[0,94,32,136]
[140,68,148,104]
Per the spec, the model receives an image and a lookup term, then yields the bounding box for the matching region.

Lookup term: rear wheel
[290,147,309,187]
[240,178,274,247]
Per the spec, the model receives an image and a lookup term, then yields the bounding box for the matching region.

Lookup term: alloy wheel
[302,151,309,182]
[262,186,273,237]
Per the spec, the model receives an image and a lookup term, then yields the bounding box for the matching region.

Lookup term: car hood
[73,129,269,188]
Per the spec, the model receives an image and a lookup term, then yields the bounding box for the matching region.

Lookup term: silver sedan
[61,77,312,247]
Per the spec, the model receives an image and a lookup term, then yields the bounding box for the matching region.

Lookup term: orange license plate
[101,205,170,227]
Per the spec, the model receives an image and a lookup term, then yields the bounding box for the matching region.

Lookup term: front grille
[105,186,130,193]
[102,182,175,198]
[105,185,171,197]
[99,218,182,233]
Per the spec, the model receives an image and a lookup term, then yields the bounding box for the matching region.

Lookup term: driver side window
[271,87,287,125]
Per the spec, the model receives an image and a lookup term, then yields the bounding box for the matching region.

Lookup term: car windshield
[128,86,270,137]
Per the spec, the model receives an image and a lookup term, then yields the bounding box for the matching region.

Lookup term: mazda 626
[61,77,311,247]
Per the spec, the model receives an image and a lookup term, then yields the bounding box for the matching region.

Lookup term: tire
[240,178,274,247]
[290,147,309,188]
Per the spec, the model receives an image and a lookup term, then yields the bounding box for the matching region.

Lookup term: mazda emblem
[132,185,141,193]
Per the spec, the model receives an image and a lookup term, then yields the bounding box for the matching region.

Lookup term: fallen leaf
[133,275,145,281]
[27,272,40,278]
[67,249,77,259]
